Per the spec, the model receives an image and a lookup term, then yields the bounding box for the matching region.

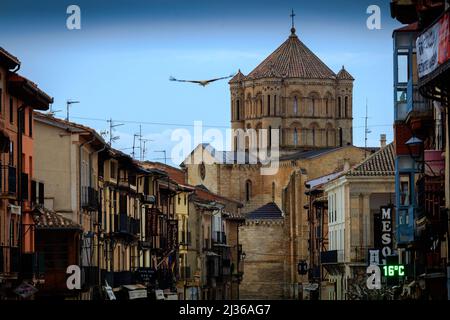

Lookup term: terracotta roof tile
[34,207,82,230]
[228,69,246,83]
[348,143,395,177]
[336,66,354,81]
[247,202,283,220]
[246,31,336,80]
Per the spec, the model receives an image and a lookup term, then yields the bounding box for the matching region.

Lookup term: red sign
[438,12,450,65]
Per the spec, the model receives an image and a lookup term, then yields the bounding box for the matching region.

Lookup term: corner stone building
[183,26,367,299]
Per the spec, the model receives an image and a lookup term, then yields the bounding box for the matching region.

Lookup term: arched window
[338,97,342,118]
[272,182,276,202]
[245,180,252,202]
[236,100,240,120]
[268,126,272,147]
[293,96,298,115]
[311,97,316,116]
[338,128,343,147]
[267,95,271,116]
[274,95,277,115]
[344,96,348,118]
[293,128,298,146]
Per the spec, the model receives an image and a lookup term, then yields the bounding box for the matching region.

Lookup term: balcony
[320,250,344,264]
[0,165,16,196]
[113,214,140,238]
[213,231,227,245]
[81,186,99,210]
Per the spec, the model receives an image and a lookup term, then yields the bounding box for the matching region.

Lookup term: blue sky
[0,0,401,166]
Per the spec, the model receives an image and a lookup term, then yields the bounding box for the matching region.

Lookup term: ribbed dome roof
[246,31,336,80]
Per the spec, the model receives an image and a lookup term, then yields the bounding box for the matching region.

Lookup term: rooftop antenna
[154,150,167,165]
[141,138,154,161]
[107,118,124,146]
[47,103,62,117]
[364,98,371,158]
[132,132,142,159]
[66,99,80,121]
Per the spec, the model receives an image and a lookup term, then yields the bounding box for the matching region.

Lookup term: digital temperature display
[382,265,405,277]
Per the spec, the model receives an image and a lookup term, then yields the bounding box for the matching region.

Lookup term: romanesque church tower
[229,25,354,154]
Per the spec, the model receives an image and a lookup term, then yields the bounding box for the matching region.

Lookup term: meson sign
[380,206,393,265]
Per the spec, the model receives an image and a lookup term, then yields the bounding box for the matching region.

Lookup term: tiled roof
[34,207,82,231]
[229,69,246,83]
[280,148,339,161]
[0,46,20,68]
[247,202,283,220]
[347,143,395,177]
[246,30,336,80]
[336,66,354,81]
[141,161,187,185]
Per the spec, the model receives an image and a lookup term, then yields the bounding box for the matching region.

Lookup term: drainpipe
[17,104,25,276]
[89,142,108,292]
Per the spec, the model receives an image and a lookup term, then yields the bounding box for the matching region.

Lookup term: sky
[0,0,402,166]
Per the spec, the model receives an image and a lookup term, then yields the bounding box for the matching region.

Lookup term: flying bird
[169,74,235,87]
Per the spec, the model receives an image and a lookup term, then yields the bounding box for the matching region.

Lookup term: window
[19,109,25,134]
[29,110,33,137]
[184,194,187,205]
[9,96,13,123]
[236,100,240,121]
[271,182,275,202]
[9,141,14,166]
[268,126,272,147]
[338,97,342,118]
[178,196,181,205]
[274,95,277,115]
[325,98,329,116]
[293,96,298,115]
[293,128,298,146]
[110,161,117,180]
[267,95,271,116]
[344,97,348,118]
[245,180,252,202]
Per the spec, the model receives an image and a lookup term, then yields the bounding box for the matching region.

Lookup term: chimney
[380,134,386,148]
[343,158,350,171]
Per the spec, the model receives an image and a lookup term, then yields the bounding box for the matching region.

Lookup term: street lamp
[405,135,424,172]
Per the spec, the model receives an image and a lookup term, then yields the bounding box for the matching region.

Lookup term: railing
[0,165,16,195]
[81,186,98,210]
[213,231,226,245]
[113,214,140,236]
[320,249,344,264]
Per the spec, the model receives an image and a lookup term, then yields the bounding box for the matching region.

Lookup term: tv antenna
[66,99,80,121]
[364,98,371,158]
[106,118,124,146]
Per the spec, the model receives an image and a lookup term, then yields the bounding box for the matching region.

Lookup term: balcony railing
[320,250,344,264]
[0,165,16,195]
[81,186,99,210]
[213,231,226,245]
[113,214,140,237]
